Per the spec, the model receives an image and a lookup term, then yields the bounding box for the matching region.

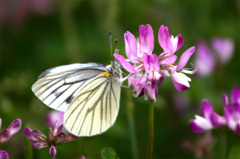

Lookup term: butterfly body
[32,60,122,136]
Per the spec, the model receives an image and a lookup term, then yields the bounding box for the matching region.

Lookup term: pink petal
[46,111,64,127]
[145,85,158,102]
[210,113,226,127]
[212,38,234,64]
[190,120,205,133]
[190,115,213,133]
[224,105,235,130]
[171,71,191,91]
[32,130,47,141]
[32,141,48,149]
[201,99,213,119]
[172,34,184,52]
[223,94,229,106]
[158,25,172,53]
[143,54,160,73]
[65,133,78,142]
[7,118,22,136]
[195,41,215,76]
[236,124,240,134]
[0,118,2,129]
[24,127,39,142]
[113,54,136,73]
[176,46,195,71]
[231,86,240,108]
[79,156,86,159]
[0,130,11,143]
[161,55,177,65]
[124,31,138,63]
[139,24,154,54]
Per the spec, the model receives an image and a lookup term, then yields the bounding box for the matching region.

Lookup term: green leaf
[101,147,120,159]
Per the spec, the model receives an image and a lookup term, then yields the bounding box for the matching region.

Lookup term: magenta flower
[0,118,21,159]
[0,150,9,159]
[212,38,234,64]
[46,111,64,127]
[224,87,240,134]
[190,99,226,133]
[24,122,77,159]
[0,118,22,143]
[114,24,195,101]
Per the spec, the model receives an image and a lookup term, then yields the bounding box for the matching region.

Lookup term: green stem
[147,100,154,159]
[25,135,33,159]
[224,129,233,159]
[126,90,138,159]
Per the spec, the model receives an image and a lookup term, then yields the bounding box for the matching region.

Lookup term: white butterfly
[32,59,122,137]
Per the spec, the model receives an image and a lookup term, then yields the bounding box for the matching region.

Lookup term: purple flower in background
[195,38,234,77]
[0,118,22,143]
[114,24,196,101]
[183,133,216,158]
[0,150,9,159]
[190,86,240,134]
[46,111,64,127]
[0,118,22,159]
[79,155,86,159]
[190,99,226,133]
[24,123,77,159]
[195,41,215,76]
[0,0,54,28]
[212,38,234,64]
[224,87,240,134]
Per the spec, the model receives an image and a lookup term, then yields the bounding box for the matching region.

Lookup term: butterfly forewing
[32,63,109,111]
[64,74,121,137]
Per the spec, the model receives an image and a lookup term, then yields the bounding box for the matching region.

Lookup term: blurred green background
[0,0,239,158]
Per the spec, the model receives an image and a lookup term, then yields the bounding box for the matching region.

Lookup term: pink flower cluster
[0,118,22,159]
[190,86,240,134]
[24,122,77,159]
[195,38,234,77]
[114,24,196,101]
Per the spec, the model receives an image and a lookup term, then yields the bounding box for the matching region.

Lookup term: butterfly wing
[32,63,109,111]
[64,73,121,137]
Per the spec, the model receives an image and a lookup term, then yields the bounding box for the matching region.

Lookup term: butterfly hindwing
[64,74,121,136]
[32,63,109,111]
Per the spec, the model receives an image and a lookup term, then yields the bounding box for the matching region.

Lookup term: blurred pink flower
[46,111,64,127]
[183,133,216,158]
[0,0,54,27]
[24,122,77,159]
[190,86,240,134]
[195,38,234,77]
[212,38,234,64]
[0,150,9,159]
[224,87,240,134]
[0,118,22,159]
[114,24,196,101]
[195,41,215,76]
[190,99,226,133]
[0,118,22,143]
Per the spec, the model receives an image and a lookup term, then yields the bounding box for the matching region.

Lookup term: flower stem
[25,134,33,159]
[147,100,154,159]
[224,130,233,159]
[126,90,138,159]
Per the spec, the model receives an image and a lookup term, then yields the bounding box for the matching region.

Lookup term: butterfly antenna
[114,39,118,53]
[109,31,113,57]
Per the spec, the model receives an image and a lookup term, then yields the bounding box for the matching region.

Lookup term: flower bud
[49,146,57,159]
